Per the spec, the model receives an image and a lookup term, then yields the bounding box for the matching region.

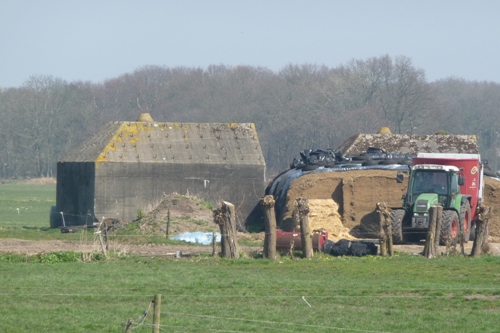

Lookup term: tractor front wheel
[391,209,406,244]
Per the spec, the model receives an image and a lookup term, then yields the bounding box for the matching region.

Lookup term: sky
[1,0,499,88]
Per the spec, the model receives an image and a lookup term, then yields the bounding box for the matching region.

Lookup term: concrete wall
[94,161,266,227]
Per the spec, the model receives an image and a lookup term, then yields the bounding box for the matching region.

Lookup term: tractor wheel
[460,203,471,243]
[441,210,459,246]
[469,220,476,242]
[391,209,406,244]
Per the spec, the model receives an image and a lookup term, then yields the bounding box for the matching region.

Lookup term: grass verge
[0,254,499,333]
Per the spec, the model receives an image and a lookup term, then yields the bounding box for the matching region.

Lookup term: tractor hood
[412,193,439,214]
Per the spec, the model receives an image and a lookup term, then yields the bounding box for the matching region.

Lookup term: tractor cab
[408,165,461,207]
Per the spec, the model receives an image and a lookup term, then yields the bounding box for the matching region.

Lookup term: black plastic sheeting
[267,147,412,222]
[323,239,378,256]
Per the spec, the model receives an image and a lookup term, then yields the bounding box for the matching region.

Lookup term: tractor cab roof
[412,164,460,172]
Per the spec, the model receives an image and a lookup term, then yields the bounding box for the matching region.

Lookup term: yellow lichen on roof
[96,122,152,167]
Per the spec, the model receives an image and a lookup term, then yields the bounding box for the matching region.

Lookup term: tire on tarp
[362,160,378,166]
[351,155,369,161]
[301,164,319,172]
[379,159,404,165]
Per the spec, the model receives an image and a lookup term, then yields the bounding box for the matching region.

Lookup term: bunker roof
[336,133,479,156]
[60,113,265,167]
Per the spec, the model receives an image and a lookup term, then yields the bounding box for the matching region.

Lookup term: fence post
[471,206,492,257]
[433,206,443,255]
[424,206,438,258]
[166,208,171,239]
[152,294,161,333]
[125,319,134,333]
[261,195,276,260]
[213,201,239,258]
[97,231,108,259]
[377,203,393,257]
[296,198,312,258]
[378,204,387,256]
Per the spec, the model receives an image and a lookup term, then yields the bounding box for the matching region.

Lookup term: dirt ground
[1,184,499,257]
[1,237,498,257]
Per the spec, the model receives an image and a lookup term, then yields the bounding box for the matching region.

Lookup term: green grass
[0,183,55,229]
[0,255,499,333]
[1,182,499,332]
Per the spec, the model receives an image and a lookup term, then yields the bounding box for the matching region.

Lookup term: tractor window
[451,173,460,194]
[412,170,448,195]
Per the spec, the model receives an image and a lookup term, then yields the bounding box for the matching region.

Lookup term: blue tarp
[171,231,221,245]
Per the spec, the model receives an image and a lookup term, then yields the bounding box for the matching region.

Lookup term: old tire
[441,210,459,246]
[301,164,319,171]
[361,160,378,166]
[391,209,406,244]
[460,203,471,243]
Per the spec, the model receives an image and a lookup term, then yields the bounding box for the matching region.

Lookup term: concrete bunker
[54,114,266,228]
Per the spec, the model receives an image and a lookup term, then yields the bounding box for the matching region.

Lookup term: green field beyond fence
[0,183,55,228]
[0,183,499,333]
[0,256,499,333]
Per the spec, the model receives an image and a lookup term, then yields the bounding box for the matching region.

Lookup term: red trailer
[412,153,484,220]
[391,153,484,244]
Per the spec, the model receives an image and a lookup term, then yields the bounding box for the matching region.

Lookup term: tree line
[1,54,499,179]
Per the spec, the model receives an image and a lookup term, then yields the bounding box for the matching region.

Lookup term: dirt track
[1,238,498,257]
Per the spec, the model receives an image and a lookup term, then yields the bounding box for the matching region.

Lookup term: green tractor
[391,153,483,245]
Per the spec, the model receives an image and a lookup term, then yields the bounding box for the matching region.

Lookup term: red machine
[276,230,328,252]
[412,153,484,219]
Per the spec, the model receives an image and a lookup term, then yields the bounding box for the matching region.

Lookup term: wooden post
[104,226,109,251]
[386,213,394,257]
[377,203,387,256]
[433,205,443,255]
[125,319,134,333]
[97,231,108,259]
[213,201,239,258]
[261,195,277,260]
[471,206,492,257]
[152,294,161,333]
[296,198,313,258]
[377,203,393,257]
[424,206,438,258]
[166,208,171,239]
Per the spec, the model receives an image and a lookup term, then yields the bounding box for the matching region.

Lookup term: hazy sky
[2,1,499,88]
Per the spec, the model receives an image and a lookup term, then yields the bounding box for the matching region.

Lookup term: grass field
[0,183,55,228]
[0,182,499,333]
[0,255,499,333]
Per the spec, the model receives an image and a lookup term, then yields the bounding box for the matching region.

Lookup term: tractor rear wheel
[469,221,476,241]
[441,210,459,246]
[460,203,471,243]
[391,209,406,244]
